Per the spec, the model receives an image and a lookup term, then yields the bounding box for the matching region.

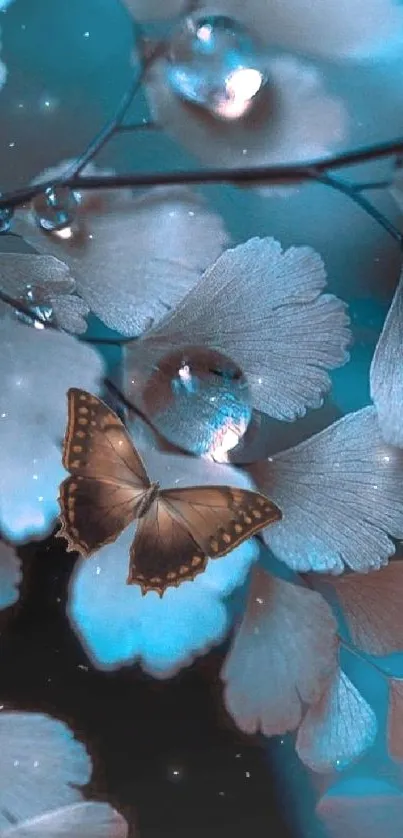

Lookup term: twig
[1,137,403,211]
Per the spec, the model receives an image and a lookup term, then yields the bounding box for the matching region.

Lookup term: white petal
[0,253,89,335]
[203,0,403,60]
[2,803,128,838]
[317,780,403,838]
[122,0,185,21]
[68,528,257,678]
[370,271,403,447]
[257,406,403,573]
[0,541,21,610]
[146,55,348,167]
[67,432,258,676]
[296,669,378,772]
[0,320,104,543]
[317,563,403,655]
[17,186,229,337]
[0,713,91,829]
[125,237,350,423]
[222,567,338,735]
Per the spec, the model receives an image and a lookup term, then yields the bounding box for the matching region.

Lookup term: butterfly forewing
[62,388,150,487]
[160,486,281,556]
[58,475,145,556]
[58,389,151,556]
[128,498,208,595]
[128,487,281,595]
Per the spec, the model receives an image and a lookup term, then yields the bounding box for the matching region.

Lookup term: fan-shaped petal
[370,271,403,448]
[125,237,350,426]
[0,253,89,334]
[0,713,91,829]
[0,319,103,542]
[254,406,403,573]
[17,181,229,337]
[221,567,338,735]
[2,803,128,838]
[296,668,378,772]
[317,779,403,838]
[317,563,403,655]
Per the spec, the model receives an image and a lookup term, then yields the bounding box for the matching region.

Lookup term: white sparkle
[96,566,101,575]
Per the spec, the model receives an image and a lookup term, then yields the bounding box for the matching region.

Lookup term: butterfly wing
[128,486,281,595]
[128,497,207,595]
[58,388,150,556]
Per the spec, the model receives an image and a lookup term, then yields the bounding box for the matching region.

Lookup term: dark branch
[1,136,402,211]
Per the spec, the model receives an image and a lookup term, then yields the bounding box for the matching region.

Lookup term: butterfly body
[136,482,160,518]
[58,389,281,596]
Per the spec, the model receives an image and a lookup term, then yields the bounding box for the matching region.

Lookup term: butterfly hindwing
[160,486,281,556]
[128,498,208,595]
[128,487,281,595]
[58,389,150,556]
[62,388,150,486]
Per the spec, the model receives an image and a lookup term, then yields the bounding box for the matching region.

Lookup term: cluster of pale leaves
[0,709,127,837]
[2,175,403,779]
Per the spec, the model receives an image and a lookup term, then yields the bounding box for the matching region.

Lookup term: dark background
[0,534,294,838]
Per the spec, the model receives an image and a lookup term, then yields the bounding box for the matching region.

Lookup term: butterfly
[57,388,282,596]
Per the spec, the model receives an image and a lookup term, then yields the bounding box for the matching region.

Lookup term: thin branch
[2,137,403,211]
[314,171,403,245]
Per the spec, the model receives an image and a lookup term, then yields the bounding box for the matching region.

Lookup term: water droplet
[166,15,268,121]
[14,283,55,327]
[141,346,252,456]
[32,185,80,232]
[0,206,13,233]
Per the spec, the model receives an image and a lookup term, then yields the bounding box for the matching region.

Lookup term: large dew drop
[140,346,252,458]
[166,14,268,121]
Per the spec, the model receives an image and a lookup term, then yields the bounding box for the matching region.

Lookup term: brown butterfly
[57,388,282,596]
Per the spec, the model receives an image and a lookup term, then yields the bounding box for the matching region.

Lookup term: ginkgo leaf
[0,253,89,334]
[370,271,403,448]
[17,184,229,337]
[296,668,378,772]
[0,713,91,829]
[221,567,338,736]
[254,406,403,573]
[125,237,350,426]
[317,780,403,838]
[387,677,403,761]
[316,563,403,655]
[2,803,128,838]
